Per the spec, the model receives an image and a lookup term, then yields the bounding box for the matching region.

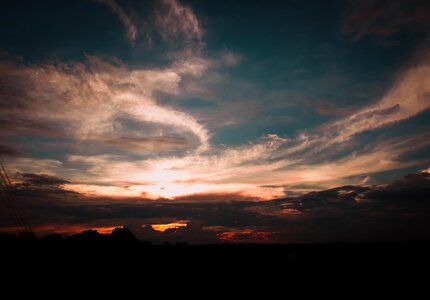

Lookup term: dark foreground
[2,238,429,282]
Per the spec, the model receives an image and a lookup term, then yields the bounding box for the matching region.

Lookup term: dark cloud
[363,171,430,205]
[0,144,22,156]
[9,173,77,203]
[133,222,219,244]
[105,135,192,152]
[1,171,430,243]
[342,0,430,42]
[172,192,260,202]
[0,118,58,136]
[0,62,63,136]
[17,173,70,186]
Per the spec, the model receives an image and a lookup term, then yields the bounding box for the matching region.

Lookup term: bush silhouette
[110,227,138,243]
[66,229,109,243]
[39,233,63,243]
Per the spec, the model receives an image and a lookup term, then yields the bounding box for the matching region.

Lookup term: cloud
[95,0,205,54]
[155,0,203,44]
[283,55,430,154]
[136,222,219,244]
[275,135,430,188]
[6,158,67,177]
[0,56,210,152]
[320,58,430,145]
[245,171,430,243]
[2,171,430,243]
[2,33,430,200]
[16,173,70,186]
[342,0,430,42]
[0,144,21,157]
[304,98,358,116]
[172,192,260,203]
[105,135,192,153]
[171,57,210,76]
[10,172,78,203]
[61,134,289,199]
[96,0,137,44]
[3,53,430,199]
[217,229,276,243]
[219,51,242,67]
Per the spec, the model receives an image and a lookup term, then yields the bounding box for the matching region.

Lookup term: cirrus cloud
[0,56,210,152]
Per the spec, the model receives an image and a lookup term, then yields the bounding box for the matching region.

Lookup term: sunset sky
[1,0,430,243]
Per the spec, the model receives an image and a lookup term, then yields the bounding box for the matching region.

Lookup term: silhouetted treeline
[1,228,430,266]
[1,229,430,286]
[0,227,187,246]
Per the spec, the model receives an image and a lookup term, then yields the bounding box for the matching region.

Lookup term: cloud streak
[343,0,430,42]
[97,0,137,44]
[96,0,204,53]
[155,0,204,44]
[321,59,430,145]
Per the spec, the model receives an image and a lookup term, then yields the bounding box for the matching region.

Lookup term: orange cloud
[150,221,188,232]
[217,229,276,243]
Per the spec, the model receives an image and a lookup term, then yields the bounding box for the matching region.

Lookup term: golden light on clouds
[150,221,188,232]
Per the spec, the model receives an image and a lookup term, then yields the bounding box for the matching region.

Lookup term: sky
[1,0,430,243]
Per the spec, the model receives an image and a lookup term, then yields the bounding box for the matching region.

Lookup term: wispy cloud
[105,135,192,153]
[318,57,430,146]
[0,56,210,151]
[3,53,430,199]
[62,134,289,199]
[2,1,430,201]
[95,0,204,53]
[155,0,203,44]
[304,98,358,116]
[96,0,137,44]
[279,54,430,156]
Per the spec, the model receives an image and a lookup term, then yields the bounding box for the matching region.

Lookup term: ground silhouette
[1,229,429,269]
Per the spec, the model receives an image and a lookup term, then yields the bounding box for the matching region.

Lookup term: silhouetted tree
[110,227,138,243]
[66,229,109,243]
[0,233,18,243]
[39,233,63,243]
[141,241,153,247]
